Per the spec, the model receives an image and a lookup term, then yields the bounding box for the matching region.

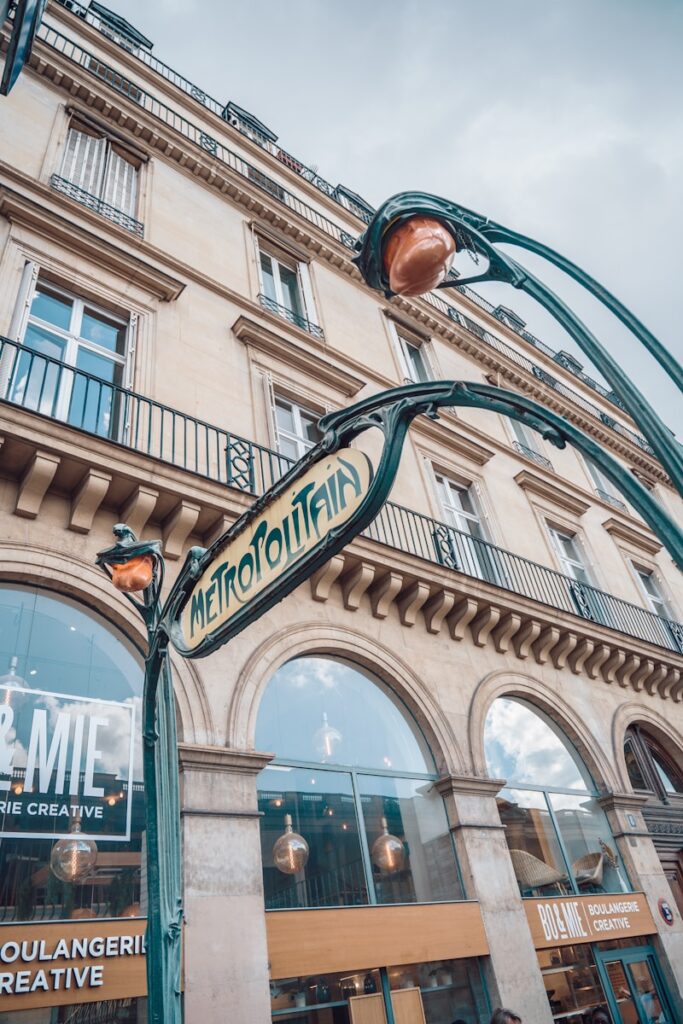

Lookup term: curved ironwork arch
[353,191,683,495]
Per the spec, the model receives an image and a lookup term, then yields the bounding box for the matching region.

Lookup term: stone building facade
[1,4,683,1023]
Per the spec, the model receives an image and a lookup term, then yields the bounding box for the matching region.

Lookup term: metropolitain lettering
[184,449,372,645]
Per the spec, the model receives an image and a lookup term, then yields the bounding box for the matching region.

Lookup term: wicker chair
[572,852,604,891]
[509,848,569,895]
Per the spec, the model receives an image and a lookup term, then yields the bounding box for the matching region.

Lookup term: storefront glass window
[538,944,610,1022]
[484,698,630,898]
[388,958,489,1023]
[357,775,463,905]
[256,657,463,908]
[0,587,144,923]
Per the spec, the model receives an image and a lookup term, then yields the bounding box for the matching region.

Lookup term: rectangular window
[632,563,671,618]
[434,473,504,585]
[396,334,431,384]
[256,242,321,336]
[274,395,322,462]
[548,526,591,585]
[584,455,625,509]
[7,275,130,440]
[54,122,142,234]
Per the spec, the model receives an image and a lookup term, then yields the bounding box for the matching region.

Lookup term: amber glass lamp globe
[50,822,98,883]
[272,814,309,875]
[371,817,405,874]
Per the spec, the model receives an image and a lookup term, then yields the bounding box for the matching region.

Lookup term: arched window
[0,585,144,923]
[255,656,463,909]
[484,697,629,898]
[624,726,683,799]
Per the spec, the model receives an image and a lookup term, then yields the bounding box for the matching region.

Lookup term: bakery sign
[0,919,146,1011]
[526,892,656,949]
[0,686,136,841]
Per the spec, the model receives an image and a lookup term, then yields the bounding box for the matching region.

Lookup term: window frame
[486,698,632,898]
[255,236,319,331]
[624,726,683,802]
[547,523,593,585]
[273,393,322,462]
[60,120,141,219]
[7,268,133,438]
[630,561,673,619]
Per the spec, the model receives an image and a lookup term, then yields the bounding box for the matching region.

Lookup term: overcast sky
[107,0,682,435]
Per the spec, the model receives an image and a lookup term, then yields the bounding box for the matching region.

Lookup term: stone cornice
[602,517,662,557]
[232,314,366,397]
[411,415,496,467]
[16,27,669,484]
[178,743,274,775]
[435,774,507,798]
[597,792,650,813]
[0,184,185,302]
[514,469,591,517]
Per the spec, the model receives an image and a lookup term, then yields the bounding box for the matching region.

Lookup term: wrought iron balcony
[50,174,144,237]
[512,440,553,471]
[257,293,324,339]
[595,487,628,512]
[33,16,655,456]
[1,334,680,657]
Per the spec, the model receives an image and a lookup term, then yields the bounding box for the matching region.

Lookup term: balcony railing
[50,174,144,237]
[36,9,657,451]
[1,333,681,657]
[512,440,553,471]
[257,293,324,339]
[595,487,628,512]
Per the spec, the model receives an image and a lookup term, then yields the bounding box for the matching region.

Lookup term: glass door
[595,945,674,1023]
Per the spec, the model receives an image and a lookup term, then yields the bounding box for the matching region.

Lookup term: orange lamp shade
[383,216,456,296]
[111,554,154,593]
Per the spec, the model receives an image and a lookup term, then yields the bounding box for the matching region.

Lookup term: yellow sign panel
[525,892,656,949]
[180,448,373,651]
[0,919,147,1011]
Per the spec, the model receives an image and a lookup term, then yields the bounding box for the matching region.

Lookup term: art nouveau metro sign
[177,449,373,654]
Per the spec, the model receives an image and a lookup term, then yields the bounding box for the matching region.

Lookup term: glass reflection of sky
[0,587,142,703]
[256,657,434,773]
[484,698,593,792]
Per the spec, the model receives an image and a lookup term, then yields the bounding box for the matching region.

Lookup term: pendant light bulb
[272,813,309,875]
[313,712,342,762]
[50,820,98,883]
[371,816,405,874]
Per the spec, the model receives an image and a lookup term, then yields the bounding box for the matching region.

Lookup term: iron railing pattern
[511,440,553,470]
[50,173,144,236]
[257,293,324,339]
[38,4,656,453]
[595,487,628,512]
[1,334,680,656]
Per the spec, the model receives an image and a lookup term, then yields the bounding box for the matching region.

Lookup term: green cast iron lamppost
[96,194,682,1024]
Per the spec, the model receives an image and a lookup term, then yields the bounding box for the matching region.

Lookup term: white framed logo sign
[0,686,136,841]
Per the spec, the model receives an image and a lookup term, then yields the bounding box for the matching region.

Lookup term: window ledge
[514,469,591,517]
[602,517,662,557]
[233,312,366,397]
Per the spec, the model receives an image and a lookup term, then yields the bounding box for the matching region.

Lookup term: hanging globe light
[272,814,309,875]
[50,821,98,883]
[313,712,342,762]
[371,817,405,874]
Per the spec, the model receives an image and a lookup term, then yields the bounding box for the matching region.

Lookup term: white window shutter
[420,339,437,379]
[297,262,319,328]
[1,261,38,398]
[388,320,412,382]
[123,312,137,389]
[262,371,278,448]
[62,127,106,196]
[102,149,138,216]
[8,260,39,341]
[472,482,492,541]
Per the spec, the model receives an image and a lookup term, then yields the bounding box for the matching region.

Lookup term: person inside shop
[490,1010,522,1024]
[590,1009,612,1024]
